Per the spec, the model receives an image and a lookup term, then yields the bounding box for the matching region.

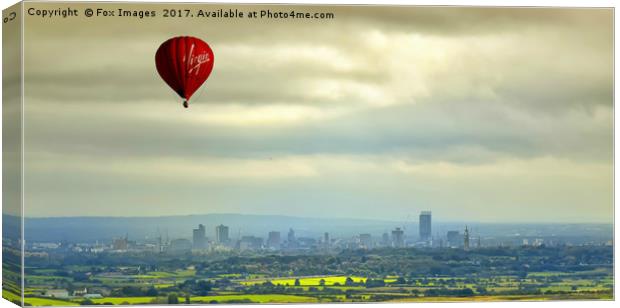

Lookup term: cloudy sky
[20,4,612,222]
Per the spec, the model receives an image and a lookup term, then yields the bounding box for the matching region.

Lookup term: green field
[89,297,171,305]
[191,294,320,303]
[69,294,319,305]
[17,271,613,306]
[389,293,614,302]
[24,297,79,306]
[18,291,612,306]
[18,245,613,305]
[3,289,21,303]
[240,275,368,286]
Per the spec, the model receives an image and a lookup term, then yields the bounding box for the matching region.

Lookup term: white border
[0,1,617,308]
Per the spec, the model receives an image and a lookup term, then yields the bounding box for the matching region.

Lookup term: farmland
[4,245,614,305]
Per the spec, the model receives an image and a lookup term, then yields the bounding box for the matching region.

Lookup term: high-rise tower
[267,231,281,249]
[464,226,470,251]
[192,224,207,249]
[215,224,229,245]
[392,227,405,248]
[419,211,432,242]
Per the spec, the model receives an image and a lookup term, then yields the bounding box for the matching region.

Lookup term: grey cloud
[23,97,611,165]
[19,4,613,221]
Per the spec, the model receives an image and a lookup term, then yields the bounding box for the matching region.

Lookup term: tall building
[192,224,207,249]
[391,227,404,248]
[112,235,128,251]
[287,228,295,242]
[464,226,470,251]
[267,231,281,249]
[215,224,229,245]
[287,228,297,248]
[381,232,390,246]
[419,211,432,242]
[446,230,460,247]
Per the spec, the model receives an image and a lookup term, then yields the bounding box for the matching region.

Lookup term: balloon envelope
[155,36,215,107]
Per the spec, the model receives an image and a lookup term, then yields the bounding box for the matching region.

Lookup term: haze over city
[16,5,612,223]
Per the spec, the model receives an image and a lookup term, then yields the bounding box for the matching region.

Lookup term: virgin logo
[184,44,211,75]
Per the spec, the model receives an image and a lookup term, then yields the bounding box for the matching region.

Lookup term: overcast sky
[20,4,612,222]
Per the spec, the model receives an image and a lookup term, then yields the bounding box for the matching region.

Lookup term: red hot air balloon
[155,36,215,108]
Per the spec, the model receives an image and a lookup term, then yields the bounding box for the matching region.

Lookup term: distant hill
[10,213,405,243]
[3,214,612,244]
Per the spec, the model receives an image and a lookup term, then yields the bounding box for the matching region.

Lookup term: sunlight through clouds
[21,4,612,222]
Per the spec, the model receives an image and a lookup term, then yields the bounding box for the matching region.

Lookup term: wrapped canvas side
[2,2,23,307]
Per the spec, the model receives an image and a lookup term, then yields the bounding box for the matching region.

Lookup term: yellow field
[89,297,168,305]
[3,290,21,303]
[136,270,196,279]
[24,297,79,306]
[16,292,613,306]
[79,294,319,305]
[241,275,367,286]
[191,294,319,303]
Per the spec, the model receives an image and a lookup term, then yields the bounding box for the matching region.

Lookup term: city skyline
[26,218,610,256]
[17,211,611,250]
[102,210,604,250]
